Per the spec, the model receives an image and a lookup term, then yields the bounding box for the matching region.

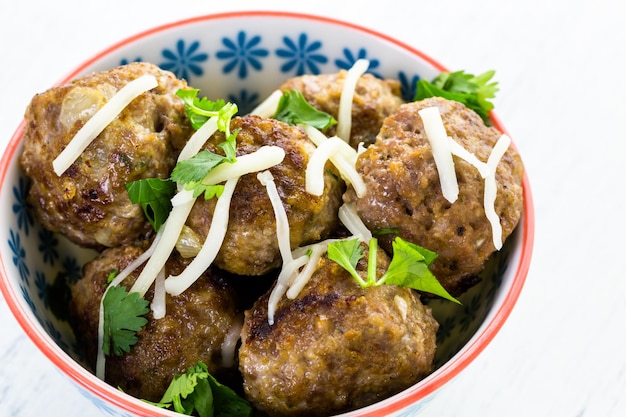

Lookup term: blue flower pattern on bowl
[9,25,513,417]
[216,31,269,79]
[276,33,328,76]
[160,39,209,81]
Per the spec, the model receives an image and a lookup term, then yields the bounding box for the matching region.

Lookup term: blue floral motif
[35,270,47,304]
[459,294,482,332]
[216,31,269,79]
[62,256,82,284]
[38,228,59,266]
[228,89,260,115]
[276,33,328,76]
[9,229,29,285]
[334,48,382,79]
[20,284,35,312]
[398,71,421,102]
[120,57,142,66]
[160,39,209,81]
[12,176,33,236]
[45,320,69,352]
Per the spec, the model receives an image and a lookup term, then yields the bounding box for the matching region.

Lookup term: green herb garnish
[414,70,499,123]
[125,178,176,232]
[146,361,253,417]
[273,90,337,129]
[127,91,240,231]
[327,237,460,303]
[102,285,150,356]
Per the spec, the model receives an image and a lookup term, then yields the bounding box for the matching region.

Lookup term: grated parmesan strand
[286,243,327,299]
[448,136,491,178]
[257,171,293,263]
[177,117,219,163]
[129,198,196,297]
[338,203,372,242]
[53,75,158,176]
[249,89,283,117]
[418,106,459,203]
[164,178,239,296]
[151,268,166,320]
[267,255,309,325]
[302,126,366,198]
[484,134,511,250]
[337,59,370,141]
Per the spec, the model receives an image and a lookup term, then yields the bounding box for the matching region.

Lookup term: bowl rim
[0,10,535,417]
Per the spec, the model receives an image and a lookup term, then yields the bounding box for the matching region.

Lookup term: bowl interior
[0,11,533,417]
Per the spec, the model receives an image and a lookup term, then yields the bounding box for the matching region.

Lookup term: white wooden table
[1,1,624,416]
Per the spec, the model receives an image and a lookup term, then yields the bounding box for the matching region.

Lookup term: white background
[1,1,625,416]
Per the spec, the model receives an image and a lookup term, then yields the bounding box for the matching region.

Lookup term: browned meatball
[279,71,404,149]
[69,244,241,402]
[19,62,192,249]
[344,97,524,295]
[184,115,344,276]
[239,244,439,417]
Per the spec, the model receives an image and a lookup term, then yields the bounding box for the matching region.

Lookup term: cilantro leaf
[382,238,459,304]
[414,70,499,123]
[176,89,239,133]
[102,286,150,356]
[148,361,253,417]
[327,238,366,286]
[327,237,460,303]
[273,90,337,129]
[171,150,228,184]
[125,178,176,232]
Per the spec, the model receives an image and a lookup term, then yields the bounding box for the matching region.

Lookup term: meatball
[19,62,192,249]
[344,97,524,295]
[69,244,241,402]
[239,244,439,417]
[279,71,404,149]
[184,115,344,276]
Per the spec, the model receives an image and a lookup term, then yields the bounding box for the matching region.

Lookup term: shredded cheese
[418,106,459,203]
[267,255,309,325]
[164,177,239,296]
[130,198,196,297]
[221,314,244,368]
[484,134,511,250]
[257,171,293,262]
[52,75,158,176]
[249,89,283,117]
[338,203,372,242]
[337,59,369,141]
[303,126,366,198]
[286,242,327,299]
[448,137,491,178]
[151,268,166,320]
[177,116,219,163]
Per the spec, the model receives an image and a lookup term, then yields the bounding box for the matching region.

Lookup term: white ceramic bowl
[0,11,534,417]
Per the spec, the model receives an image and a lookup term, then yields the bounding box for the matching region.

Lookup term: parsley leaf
[171,150,228,184]
[327,237,460,304]
[102,285,150,356]
[382,238,459,303]
[414,70,499,124]
[176,89,239,133]
[327,238,366,286]
[147,361,253,417]
[273,90,337,129]
[125,178,176,232]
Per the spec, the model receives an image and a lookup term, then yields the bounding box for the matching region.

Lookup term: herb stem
[367,237,378,286]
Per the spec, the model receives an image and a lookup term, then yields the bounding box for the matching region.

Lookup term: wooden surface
[1,1,624,416]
